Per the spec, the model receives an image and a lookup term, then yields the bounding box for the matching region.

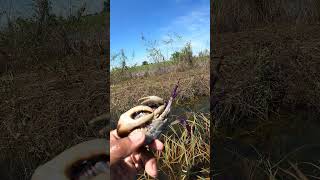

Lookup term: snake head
[117,96,173,144]
[31,139,109,180]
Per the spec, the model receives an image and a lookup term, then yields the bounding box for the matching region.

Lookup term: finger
[111,130,163,152]
[149,139,164,151]
[110,129,121,140]
[124,156,136,170]
[131,152,144,172]
[139,148,158,178]
[145,157,158,178]
[110,131,145,165]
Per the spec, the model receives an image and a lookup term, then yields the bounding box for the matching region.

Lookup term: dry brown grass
[212,19,320,179]
[110,60,209,127]
[110,57,209,84]
[111,58,210,180]
[0,4,110,180]
[212,3,320,180]
[0,57,108,180]
[139,112,210,180]
[213,24,320,127]
[214,0,320,33]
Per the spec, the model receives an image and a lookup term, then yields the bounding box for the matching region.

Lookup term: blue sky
[111,0,210,68]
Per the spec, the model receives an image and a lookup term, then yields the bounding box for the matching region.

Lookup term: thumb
[110,131,145,165]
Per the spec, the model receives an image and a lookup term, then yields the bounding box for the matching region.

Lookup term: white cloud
[111,4,210,68]
[159,5,210,56]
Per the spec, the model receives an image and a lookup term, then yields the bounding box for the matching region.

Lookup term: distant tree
[119,49,128,71]
[103,0,110,13]
[180,42,193,66]
[76,2,86,20]
[171,51,181,62]
[32,0,52,37]
[162,32,182,60]
[142,61,148,65]
[141,33,164,63]
[198,49,210,58]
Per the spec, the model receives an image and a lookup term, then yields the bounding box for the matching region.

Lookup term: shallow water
[170,96,210,117]
[160,96,210,137]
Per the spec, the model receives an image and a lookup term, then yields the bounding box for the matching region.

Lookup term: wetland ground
[111,57,210,179]
[212,24,320,179]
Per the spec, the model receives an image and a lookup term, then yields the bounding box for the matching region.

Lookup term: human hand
[110,130,164,180]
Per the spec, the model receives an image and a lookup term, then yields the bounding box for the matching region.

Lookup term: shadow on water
[214,107,320,179]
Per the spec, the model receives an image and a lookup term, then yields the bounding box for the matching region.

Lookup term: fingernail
[129,131,144,142]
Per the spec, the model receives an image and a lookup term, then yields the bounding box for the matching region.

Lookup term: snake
[31,95,172,180]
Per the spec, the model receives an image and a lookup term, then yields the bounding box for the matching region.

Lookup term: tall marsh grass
[139,112,210,180]
[212,1,320,179]
[0,2,109,179]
